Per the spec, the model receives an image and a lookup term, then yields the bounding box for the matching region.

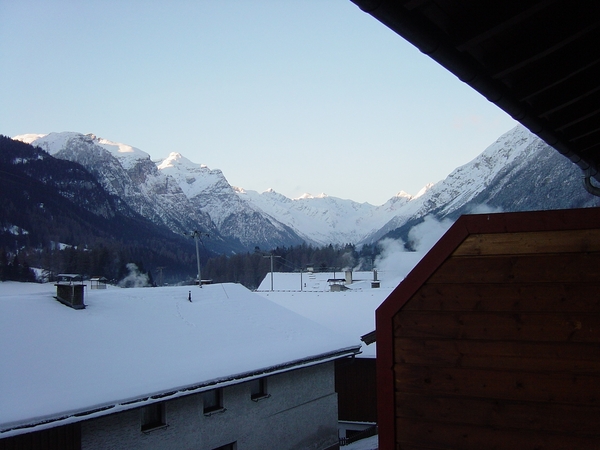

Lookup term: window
[250,377,269,401]
[203,388,223,414]
[141,402,166,432]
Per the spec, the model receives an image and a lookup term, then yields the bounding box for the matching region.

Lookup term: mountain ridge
[12,125,600,252]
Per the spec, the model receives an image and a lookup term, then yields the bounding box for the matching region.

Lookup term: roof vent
[371,269,380,288]
[55,274,86,309]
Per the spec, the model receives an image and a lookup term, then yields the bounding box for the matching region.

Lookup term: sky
[0,0,517,205]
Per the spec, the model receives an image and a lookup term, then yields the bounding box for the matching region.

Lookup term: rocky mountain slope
[368,125,600,244]
[237,188,417,246]
[0,135,199,281]
[15,133,303,252]
[235,125,600,245]
[13,125,600,252]
[156,152,304,251]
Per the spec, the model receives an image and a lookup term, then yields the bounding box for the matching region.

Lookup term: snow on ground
[256,270,404,358]
[0,281,360,436]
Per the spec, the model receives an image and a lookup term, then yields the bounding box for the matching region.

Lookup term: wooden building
[375,207,600,449]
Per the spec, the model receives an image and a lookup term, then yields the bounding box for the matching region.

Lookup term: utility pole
[263,254,282,291]
[189,230,209,288]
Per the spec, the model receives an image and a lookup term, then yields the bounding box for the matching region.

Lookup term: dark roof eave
[349,0,600,180]
[361,330,376,345]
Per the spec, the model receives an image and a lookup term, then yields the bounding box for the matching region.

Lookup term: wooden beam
[456,0,557,52]
[395,392,600,435]
[403,282,600,312]
[394,338,600,372]
[427,253,600,284]
[394,364,600,404]
[393,310,600,342]
[452,229,600,256]
[395,416,600,449]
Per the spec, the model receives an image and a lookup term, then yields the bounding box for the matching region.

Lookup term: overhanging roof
[350,0,600,181]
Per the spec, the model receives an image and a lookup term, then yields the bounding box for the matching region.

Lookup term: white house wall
[80,362,338,450]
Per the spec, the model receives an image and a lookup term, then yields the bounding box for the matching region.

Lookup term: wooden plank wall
[335,358,377,423]
[392,229,600,449]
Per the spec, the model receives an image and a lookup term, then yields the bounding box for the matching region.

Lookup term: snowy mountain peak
[11,133,46,144]
[157,152,222,177]
[261,188,288,199]
[395,191,413,199]
[157,152,194,170]
[14,132,151,170]
[296,193,328,200]
[92,136,149,169]
[157,156,228,199]
[14,132,81,155]
[414,183,434,198]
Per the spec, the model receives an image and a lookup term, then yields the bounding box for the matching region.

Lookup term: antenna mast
[189,230,209,288]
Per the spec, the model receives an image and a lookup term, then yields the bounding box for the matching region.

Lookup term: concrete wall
[81,362,338,450]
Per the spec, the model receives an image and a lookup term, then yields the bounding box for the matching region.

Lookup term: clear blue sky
[0,0,516,205]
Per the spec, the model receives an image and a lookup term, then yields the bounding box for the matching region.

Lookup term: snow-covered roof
[257,270,381,292]
[256,271,404,358]
[0,282,360,438]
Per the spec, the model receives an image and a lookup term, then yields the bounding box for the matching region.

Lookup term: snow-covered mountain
[362,125,600,243]
[15,132,225,245]
[14,125,600,252]
[230,125,600,245]
[156,152,304,250]
[14,132,426,248]
[359,125,539,242]
[237,188,417,246]
[13,133,305,251]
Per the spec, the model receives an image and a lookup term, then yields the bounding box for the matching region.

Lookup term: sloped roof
[0,283,360,438]
[350,0,600,183]
[256,270,403,358]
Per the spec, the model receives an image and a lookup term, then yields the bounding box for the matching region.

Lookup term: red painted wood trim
[460,207,600,234]
[375,219,470,450]
[375,308,395,450]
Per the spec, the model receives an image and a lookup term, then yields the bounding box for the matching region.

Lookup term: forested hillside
[0,136,205,284]
[203,242,376,290]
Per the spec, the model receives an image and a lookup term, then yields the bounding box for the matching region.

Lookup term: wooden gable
[376,207,600,449]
